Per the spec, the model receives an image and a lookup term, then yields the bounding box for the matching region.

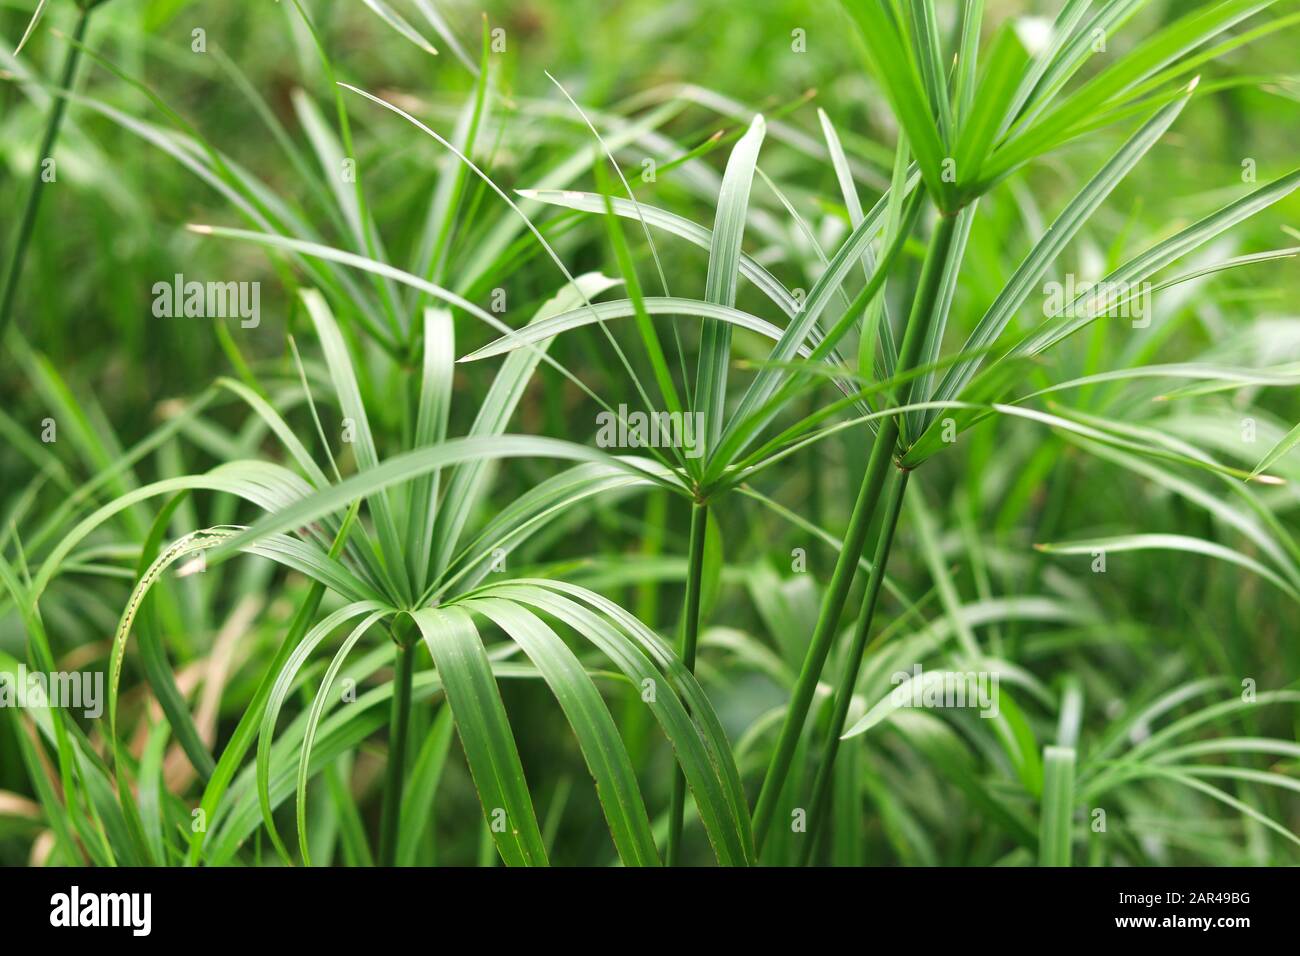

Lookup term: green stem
[751,210,958,856]
[666,499,708,865]
[379,638,416,866]
[801,469,908,864]
[0,6,92,342]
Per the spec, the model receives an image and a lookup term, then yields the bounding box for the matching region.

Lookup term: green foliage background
[1,0,1298,866]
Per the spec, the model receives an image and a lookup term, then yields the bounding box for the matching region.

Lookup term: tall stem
[666,499,708,865]
[751,210,957,855]
[0,6,92,341]
[379,639,415,866]
[801,469,908,864]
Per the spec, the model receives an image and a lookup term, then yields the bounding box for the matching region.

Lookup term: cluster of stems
[666,207,959,863]
[750,209,958,857]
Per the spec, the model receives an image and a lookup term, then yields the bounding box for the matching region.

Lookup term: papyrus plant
[4,0,1300,868]
[465,0,1300,859]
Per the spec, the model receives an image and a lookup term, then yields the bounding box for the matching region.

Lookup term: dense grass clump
[1,0,1298,867]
